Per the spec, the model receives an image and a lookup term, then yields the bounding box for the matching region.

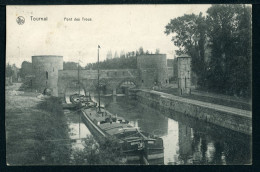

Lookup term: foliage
[85,47,160,70]
[138,47,144,55]
[63,61,83,70]
[72,135,125,165]
[85,56,137,70]
[36,97,71,164]
[165,4,252,97]
[6,63,14,77]
[20,61,32,78]
[165,13,207,86]
[206,4,251,96]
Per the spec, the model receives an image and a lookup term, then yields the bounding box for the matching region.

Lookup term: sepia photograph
[5,4,252,165]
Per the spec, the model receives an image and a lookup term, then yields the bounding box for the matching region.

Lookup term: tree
[72,135,125,165]
[165,5,251,97]
[6,63,14,77]
[138,47,144,55]
[131,51,136,57]
[106,50,113,60]
[120,51,126,58]
[84,50,137,70]
[114,51,119,58]
[165,13,207,87]
[155,49,160,54]
[206,4,251,96]
[63,62,83,70]
[20,61,32,79]
[136,50,140,56]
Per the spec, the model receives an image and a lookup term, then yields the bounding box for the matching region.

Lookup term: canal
[65,91,251,165]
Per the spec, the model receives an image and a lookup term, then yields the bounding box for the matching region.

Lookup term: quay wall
[136,90,252,135]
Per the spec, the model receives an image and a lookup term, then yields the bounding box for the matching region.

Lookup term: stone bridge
[58,69,141,98]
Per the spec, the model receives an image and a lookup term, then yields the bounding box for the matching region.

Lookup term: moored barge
[78,100,164,165]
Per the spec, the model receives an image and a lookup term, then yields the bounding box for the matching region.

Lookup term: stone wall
[167,67,174,79]
[58,69,140,98]
[137,54,169,88]
[32,55,63,96]
[177,56,191,94]
[136,90,252,135]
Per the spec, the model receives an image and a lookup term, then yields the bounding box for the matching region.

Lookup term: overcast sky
[6,5,211,68]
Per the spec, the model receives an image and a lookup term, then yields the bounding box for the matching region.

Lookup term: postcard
[6,5,252,165]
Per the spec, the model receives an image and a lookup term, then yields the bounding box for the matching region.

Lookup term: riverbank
[155,86,251,111]
[96,95,252,164]
[6,83,71,165]
[135,89,252,135]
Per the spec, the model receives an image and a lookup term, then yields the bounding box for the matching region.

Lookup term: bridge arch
[96,78,112,94]
[116,78,138,94]
[58,69,140,98]
[117,78,138,88]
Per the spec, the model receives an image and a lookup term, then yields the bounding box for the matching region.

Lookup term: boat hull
[80,110,146,164]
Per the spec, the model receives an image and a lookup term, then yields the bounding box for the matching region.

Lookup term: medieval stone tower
[177,54,191,95]
[32,55,63,96]
[137,54,169,88]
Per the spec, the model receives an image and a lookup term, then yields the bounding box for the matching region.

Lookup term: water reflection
[96,95,251,165]
[63,86,251,165]
[178,123,192,164]
[64,109,91,150]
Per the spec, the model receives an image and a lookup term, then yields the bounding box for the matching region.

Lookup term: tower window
[53,67,54,72]
[46,71,48,79]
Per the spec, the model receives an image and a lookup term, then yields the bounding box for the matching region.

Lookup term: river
[65,91,251,165]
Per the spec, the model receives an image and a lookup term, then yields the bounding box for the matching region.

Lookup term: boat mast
[98,45,101,112]
[78,59,80,95]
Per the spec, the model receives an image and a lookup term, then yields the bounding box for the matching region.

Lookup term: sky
[6,5,211,68]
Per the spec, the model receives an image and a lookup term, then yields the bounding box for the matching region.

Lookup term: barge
[68,45,164,164]
[80,105,164,165]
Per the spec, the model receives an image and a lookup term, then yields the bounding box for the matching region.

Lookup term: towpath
[143,89,252,118]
